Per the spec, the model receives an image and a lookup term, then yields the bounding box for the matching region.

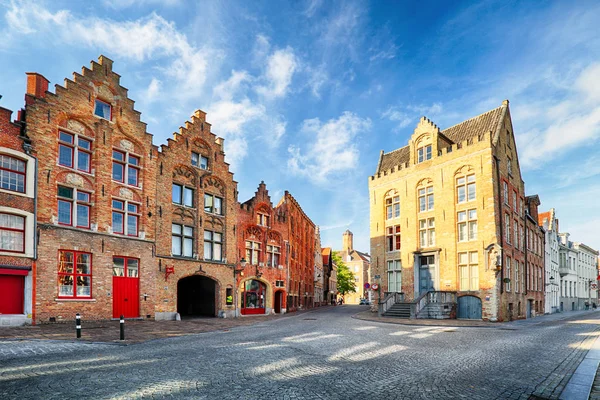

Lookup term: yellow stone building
[337,230,371,304]
[369,100,530,321]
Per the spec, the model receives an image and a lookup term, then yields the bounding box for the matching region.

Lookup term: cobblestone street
[1,306,599,399]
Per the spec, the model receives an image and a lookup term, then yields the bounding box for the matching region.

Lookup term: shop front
[241,279,267,315]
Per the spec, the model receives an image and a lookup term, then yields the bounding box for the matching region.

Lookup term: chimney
[342,230,353,252]
[26,73,50,99]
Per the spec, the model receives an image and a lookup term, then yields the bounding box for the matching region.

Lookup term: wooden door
[457,296,482,319]
[112,257,139,318]
[419,255,436,293]
[0,275,24,314]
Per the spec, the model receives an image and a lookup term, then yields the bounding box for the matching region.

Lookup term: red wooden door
[112,257,139,318]
[0,275,24,314]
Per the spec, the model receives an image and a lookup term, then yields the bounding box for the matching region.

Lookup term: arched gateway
[177,276,217,317]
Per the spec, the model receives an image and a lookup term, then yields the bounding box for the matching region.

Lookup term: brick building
[154,110,238,319]
[276,191,316,311]
[0,105,36,326]
[237,181,288,315]
[525,195,545,317]
[369,100,535,321]
[24,56,158,323]
[313,226,324,307]
[322,247,337,305]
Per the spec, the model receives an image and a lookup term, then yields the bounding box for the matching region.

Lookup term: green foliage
[333,251,357,295]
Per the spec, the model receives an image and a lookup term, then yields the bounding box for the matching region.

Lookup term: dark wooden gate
[457,295,482,319]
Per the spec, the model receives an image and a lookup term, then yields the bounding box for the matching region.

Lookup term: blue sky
[1,0,600,253]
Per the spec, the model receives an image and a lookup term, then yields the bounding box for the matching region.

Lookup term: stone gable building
[369,100,537,321]
[314,226,324,306]
[525,195,545,317]
[336,230,370,304]
[155,110,238,319]
[539,209,560,314]
[237,181,288,315]
[23,56,158,323]
[0,105,36,326]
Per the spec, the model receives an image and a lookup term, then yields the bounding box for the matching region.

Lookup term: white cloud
[256,47,297,99]
[3,3,218,97]
[288,112,371,184]
[143,78,162,103]
[518,63,600,168]
[213,70,252,101]
[103,0,182,9]
[381,107,412,130]
[252,35,271,66]
[381,103,443,132]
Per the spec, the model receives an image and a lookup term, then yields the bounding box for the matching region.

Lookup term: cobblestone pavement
[1,306,599,400]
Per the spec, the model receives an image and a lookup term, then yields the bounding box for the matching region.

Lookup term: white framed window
[386,225,401,252]
[245,240,261,265]
[419,218,435,247]
[204,193,223,215]
[503,181,509,205]
[58,131,92,173]
[418,186,434,212]
[266,245,280,267]
[0,213,25,253]
[204,230,222,261]
[457,209,477,242]
[94,99,112,120]
[507,158,512,176]
[505,256,511,292]
[57,186,91,229]
[456,174,476,203]
[513,191,517,210]
[513,220,519,249]
[417,145,432,163]
[112,199,140,237]
[385,195,400,219]
[112,150,140,187]
[172,184,194,207]
[515,260,520,293]
[172,224,193,257]
[505,215,510,244]
[458,251,478,291]
[387,260,402,292]
[257,213,270,227]
[191,152,208,170]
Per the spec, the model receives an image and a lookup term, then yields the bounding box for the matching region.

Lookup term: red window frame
[112,150,125,183]
[112,150,140,187]
[126,203,139,237]
[127,155,140,187]
[76,191,91,229]
[57,186,73,226]
[112,199,125,234]
[113,256,139,278]
[0,154,27,194]
[57,250,92,299]
[0,213,25,253]
[58,132,92,173]
[112,199,140,237]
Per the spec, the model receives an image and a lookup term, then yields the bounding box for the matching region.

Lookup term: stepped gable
[377,103,505,174]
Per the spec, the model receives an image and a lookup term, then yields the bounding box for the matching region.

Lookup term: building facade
[573,242,599,309]
[155,110,238,319]
[0,105,36,326]
[539,209,560,314]
[277,191,316,311]
[322,247,336,305]
[237,181,288,315]
[336,230,370,304]
[559,233,579,312]
[524,195,545,317]
[314,226,324,306]
[369,101,533,321]
[25,57,158,323]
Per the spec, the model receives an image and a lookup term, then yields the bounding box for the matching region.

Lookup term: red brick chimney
[26,72,50,99]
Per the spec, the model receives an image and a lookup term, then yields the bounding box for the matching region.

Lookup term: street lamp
[545,276,555,287]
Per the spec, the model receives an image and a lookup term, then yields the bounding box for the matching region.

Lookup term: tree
[332,251,356,296]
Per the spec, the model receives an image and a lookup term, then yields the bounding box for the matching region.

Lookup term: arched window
[415,135,432,163]
[456,172,476,204]
[385,191,400,220]
[417,181,434,212]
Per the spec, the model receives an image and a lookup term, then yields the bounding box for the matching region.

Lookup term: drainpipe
[494,156,504,294]
[524,215,528,296]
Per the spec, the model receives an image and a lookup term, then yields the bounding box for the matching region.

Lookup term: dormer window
[94,99,112,121]
[191,152,208,170]
[257,213,270,227]
[417,145,432,163]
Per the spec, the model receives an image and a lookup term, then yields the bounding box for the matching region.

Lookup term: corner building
[236,182,288,315]
[0,106,36,326]
[369,101,532,321]
[24,57,157,323]
[155,110,237,319]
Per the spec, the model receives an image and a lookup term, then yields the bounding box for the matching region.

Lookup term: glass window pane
[127,203,138,213]
[127,215,138,236]
[470,251,478,264]
[128,155,139,166]
[78,138,91,150]
[76,204,89,227]
[457,211,466,222]
[172,184,182,204]
[204,194,213,212]
[77,191,89,202]
[59,144,73,167]
[58,200,72,224]
[184,187,193,207]
[457,186,465,203]
[59,275,74,296]
[468,209,477,220]
[95,100,111,119]
[467,183,476,200]
[204,230,212,240]
[458,223,466,241]
[200,156,208,169]
[59,132,74,143]
[113,257,125,276]
[127,259,139,277]
[172,224,181,234]
[172,236,181,255]
[214,197,222,215]
[214,232,222,242]
[113,162,124,181]
[112,212,123,233]
[112,200,124,210]
[58,186,73,199]
[76,253,90,274]
[427,194,434,210]
[112,150,124,161]
[204,241,212,259]
[184,226,193,236]
[191,152,199,166]
[183,238,193,257]
[76,276,91,296]
[467,175,475,183]
[128,166,138,186]
[459,252,468,264]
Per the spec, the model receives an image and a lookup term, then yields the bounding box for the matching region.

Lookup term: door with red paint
[0,274,25,314]
[112,257,139,318]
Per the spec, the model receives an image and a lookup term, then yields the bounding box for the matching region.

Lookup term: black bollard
[120,315,125,340]
[76,313,81,339]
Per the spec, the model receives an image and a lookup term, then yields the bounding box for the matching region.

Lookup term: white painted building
[573,242,599,309]
[539,209,560,314]
[559,233,578,312]
[314,226,324,306]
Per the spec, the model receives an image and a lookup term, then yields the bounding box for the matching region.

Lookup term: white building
[539,209,560,314]
[314,227,324,306]
[559,233,578,312]
[573,242,599,309]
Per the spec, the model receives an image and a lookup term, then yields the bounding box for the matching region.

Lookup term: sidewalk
[353,308,600,328]
[0,307,327,345]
